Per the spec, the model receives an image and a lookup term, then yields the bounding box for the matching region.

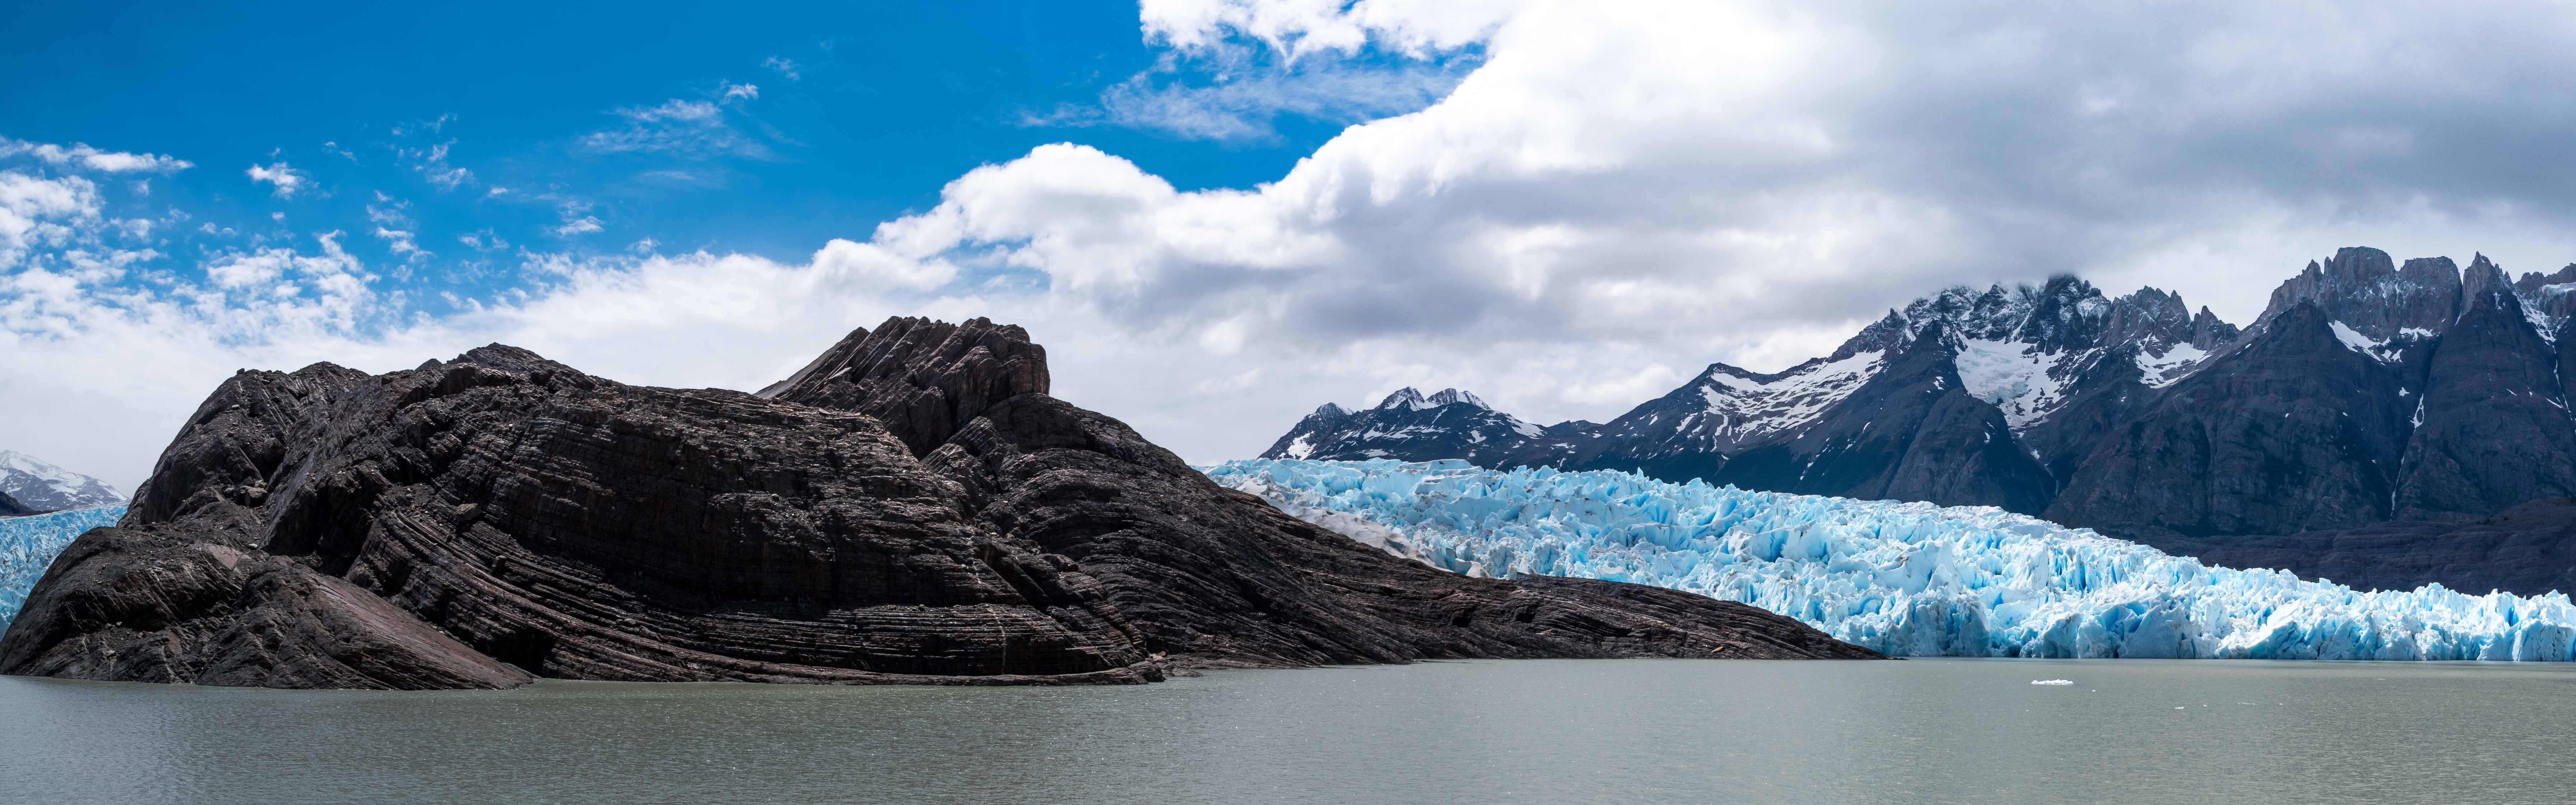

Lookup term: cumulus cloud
[244,162,311,198]
[763,56,800,80]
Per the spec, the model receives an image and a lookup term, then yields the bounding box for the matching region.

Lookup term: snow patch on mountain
[0,451,125,512]
[1953,338,2073,429]
[2136,342,2211,388]
[2329,320,2403,363]
[1692,350,1886,440]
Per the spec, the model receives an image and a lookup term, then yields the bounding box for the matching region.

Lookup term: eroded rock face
[2135,498,2576,597]
[0,318,1874,689]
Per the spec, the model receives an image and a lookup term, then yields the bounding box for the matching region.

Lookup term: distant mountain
[1264,247,2576,549]
[0,452,125,512]
[1265,388,1577,466]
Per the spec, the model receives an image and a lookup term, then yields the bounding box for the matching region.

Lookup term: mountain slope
[0,451,124,512]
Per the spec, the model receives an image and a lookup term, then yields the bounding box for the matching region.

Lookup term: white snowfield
[1203,459,2576,661]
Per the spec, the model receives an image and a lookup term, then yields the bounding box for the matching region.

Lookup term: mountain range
[1267,247,2576,589]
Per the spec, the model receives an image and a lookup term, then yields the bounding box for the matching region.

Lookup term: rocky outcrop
[0,319,1877,689]
[2390,257,2576,521]
[2045,302,2413,538]
[0,490,28,516]
[2136,498,2576,597]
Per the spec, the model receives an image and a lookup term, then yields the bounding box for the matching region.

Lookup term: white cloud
[373,226,429,260]
[581,99,777,160]
[0,138,194,174]
[763,56,801,80]
[245,162,311,198]
[397,141,475,190]
[16,0,2576,490]
[552,217,605,237]
[722,81,759,101]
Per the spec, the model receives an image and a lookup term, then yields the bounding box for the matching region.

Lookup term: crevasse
[1203,459,2576,661]
[0,506,124,628]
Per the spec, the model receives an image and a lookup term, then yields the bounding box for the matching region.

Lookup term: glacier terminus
[1205,459,2576,661]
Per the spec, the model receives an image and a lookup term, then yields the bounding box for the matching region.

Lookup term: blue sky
[4,0,1461,306]
[9,0,2576,491]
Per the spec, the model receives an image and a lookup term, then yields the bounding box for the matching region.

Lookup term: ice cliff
[1204,459,2576,661]
[0,506,123,628]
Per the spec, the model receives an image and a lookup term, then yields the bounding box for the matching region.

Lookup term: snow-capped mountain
[1264,388,1565,466]
[1263,246,2576,541]
[0,451,126,512]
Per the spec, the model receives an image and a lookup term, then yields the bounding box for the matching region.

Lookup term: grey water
[3,658,2571,805]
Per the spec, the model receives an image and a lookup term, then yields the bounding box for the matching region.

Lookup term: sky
[8,0,2576,492]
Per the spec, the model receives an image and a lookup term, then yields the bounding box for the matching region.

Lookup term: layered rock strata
[0,318,1875,689]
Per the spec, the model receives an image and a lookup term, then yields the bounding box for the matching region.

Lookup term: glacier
[0,506,123,629]
[1203,459,2576,661]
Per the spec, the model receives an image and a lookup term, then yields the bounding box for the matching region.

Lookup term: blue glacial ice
[0,506,123,629]
[1202,459,2576,661]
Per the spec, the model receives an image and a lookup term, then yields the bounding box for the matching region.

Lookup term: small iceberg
[2032,680,2075,685]
[1204,458,2576,661]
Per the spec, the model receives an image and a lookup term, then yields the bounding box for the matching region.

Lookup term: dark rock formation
[2135,498,2576,597]
[2046,302,2413,538]
[0,319,1877,689]
[0,489,28,516]
[2391,256,2576,520]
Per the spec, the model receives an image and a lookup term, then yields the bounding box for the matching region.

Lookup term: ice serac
[1209,459,2576,661]
[2048,301,2413,538]
[2393,255,2576,520]
[0,506,125,627]
[1,320,1876,689]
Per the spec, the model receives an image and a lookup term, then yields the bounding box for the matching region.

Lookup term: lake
[3,658,2570,804]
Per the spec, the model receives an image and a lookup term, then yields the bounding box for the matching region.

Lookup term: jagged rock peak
[2461,253,2512,305]
[758,316,1050,457]
[2262,247,2462,340]
[2512,263,2576,295]
[2189,306,2240,350]
[1313,402,1349,417]
[1373,387,1489,411]
[1426,389,1489,409]
[1829,273,2220,360]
